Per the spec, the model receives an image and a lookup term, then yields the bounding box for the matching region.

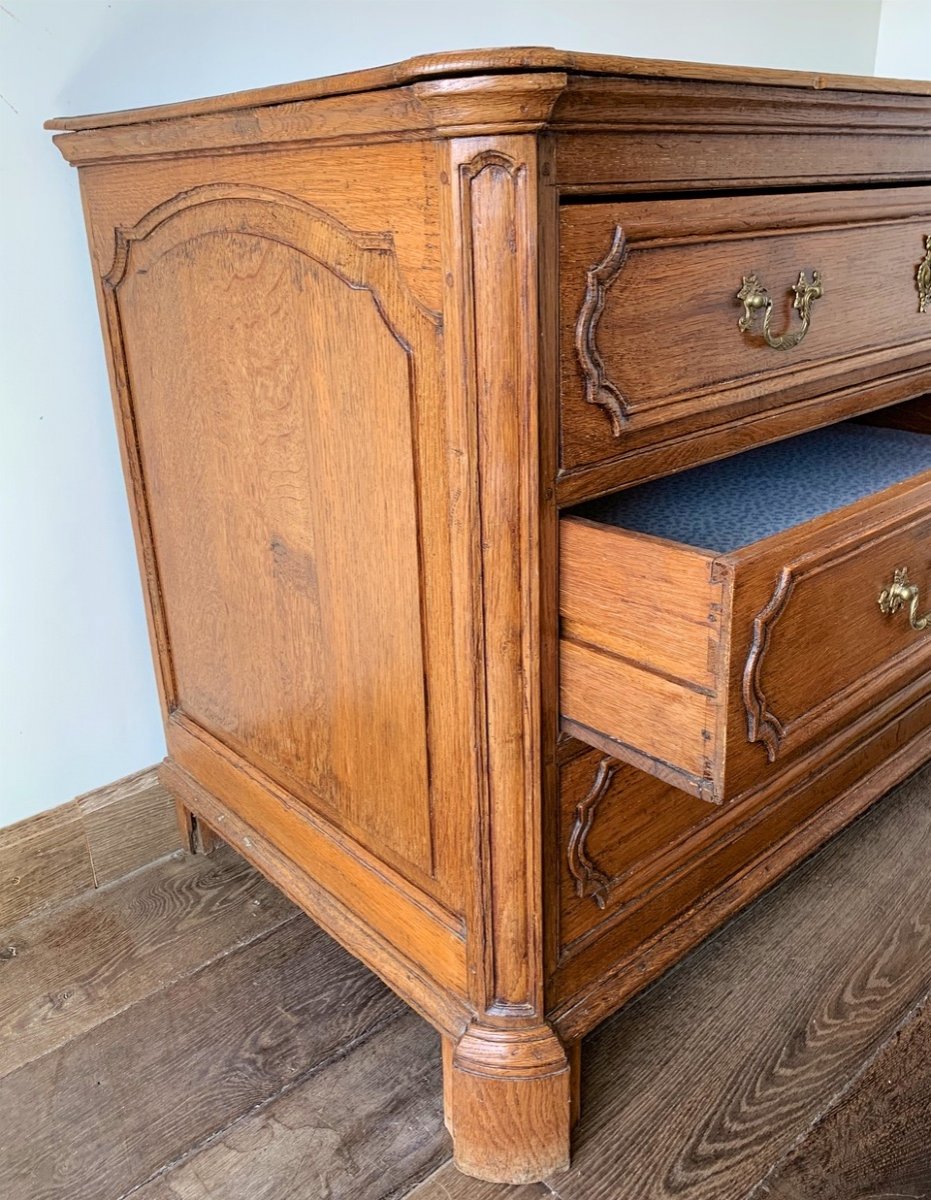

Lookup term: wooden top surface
[45,46,931,131]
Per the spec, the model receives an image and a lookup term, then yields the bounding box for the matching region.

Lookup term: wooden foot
[442,1035,455,1134]
[173,798,220,856]
[568,1039,582,1130]
[445,1022,574,1183]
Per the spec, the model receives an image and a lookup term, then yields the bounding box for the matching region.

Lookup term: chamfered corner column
[445,1022,574,1183]
[437,121,571,1183]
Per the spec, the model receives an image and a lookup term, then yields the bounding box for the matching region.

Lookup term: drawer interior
[560,416,931,803]
[572,423,931,553]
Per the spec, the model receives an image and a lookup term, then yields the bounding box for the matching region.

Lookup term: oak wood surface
[161,754,472,1037]
[112,186,442,882]
[560,189,931,471]
[0,915,403,1200]
[0,805,95,928]
[548,763,931,1200]
[561,466,931,802]
[550,695,931,1025]
[757,997,931,1200]
[556,366,931,505]
[75,767,181,884]
[0,845,295,1078]
[131,1014,448,1200]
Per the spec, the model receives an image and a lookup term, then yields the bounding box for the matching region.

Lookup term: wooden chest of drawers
[49,48,931,1184]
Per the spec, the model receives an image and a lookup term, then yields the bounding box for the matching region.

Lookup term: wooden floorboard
[757,996,931,1200]
[0,845,296,1077]
[0,914,405,1200]
[2,765,929,1200]
[404,1162,550,1200]
[132,1011,449,1200]
[544,764,931,1200]
[0,803,95,927]
[76,768,181,886]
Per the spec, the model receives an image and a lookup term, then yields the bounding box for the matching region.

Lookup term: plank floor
[1,763,929,1200]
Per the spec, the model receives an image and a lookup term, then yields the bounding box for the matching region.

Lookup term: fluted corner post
[437,116,575,1183]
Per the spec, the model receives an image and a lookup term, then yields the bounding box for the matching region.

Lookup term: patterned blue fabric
[577,424,931,553]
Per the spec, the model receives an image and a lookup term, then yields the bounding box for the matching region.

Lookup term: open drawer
[560,423,931,803]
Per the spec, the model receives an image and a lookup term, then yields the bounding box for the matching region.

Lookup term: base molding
[551,718,931,1041]
[159,758,473,1040]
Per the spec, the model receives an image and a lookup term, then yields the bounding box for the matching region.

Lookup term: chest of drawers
[49,48,931,1184]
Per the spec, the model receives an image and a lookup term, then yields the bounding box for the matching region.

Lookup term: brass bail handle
[878,567,930,632]
[737,269,824,350]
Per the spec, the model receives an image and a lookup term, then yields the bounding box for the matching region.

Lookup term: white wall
[0,0,918,826]
[875,0,931,76]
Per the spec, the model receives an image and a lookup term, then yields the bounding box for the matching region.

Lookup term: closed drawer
[560,424,931,803]
[560,187,931,471]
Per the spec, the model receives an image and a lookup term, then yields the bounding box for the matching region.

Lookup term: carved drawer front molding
[559,189,931,474]
[742,568,795,761]
[574,225,629,437]
[567,756,620,909]
[740,506,931,769]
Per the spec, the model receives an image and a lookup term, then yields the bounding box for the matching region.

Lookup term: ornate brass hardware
[737,269,823,350]
[917,234,931,314]
[878,567,930,631]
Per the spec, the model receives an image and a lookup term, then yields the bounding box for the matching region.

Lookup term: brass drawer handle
[737,270,823,350]
[878,567,930,631]
[918,234,931,313]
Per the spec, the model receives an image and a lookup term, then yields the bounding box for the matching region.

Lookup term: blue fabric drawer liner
[575,424,931,554]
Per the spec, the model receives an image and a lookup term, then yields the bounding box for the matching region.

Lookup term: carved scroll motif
[574,225,629,437]
[742,568,795,761]
[567,756,620,909]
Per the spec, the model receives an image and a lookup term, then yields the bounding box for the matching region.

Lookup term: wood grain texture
[76,766,181,884]
[406,1161,551,1200]
[757,998,931,1200]
[161,746,470,1029]
[0,804,95,927]
[548,762,931,1200]
[132,1013,448,1200]
[551,695,931,1026]
[556,366,931,505]
[0,767,188,927]
[561,468,931,802]
[0,845,295,1077]
[560,189,931,471]
[560,517,720,686]
[0,916,404,1200]
[111,185,439,876]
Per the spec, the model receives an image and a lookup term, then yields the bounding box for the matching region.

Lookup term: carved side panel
[103,184,445,877]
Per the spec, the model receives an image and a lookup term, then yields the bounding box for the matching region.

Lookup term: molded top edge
[45,45,931,132]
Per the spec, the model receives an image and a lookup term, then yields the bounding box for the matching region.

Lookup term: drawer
[559,424,931,803]
[560,187,931,471]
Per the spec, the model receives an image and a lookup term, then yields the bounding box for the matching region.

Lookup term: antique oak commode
[49,49,931,1184]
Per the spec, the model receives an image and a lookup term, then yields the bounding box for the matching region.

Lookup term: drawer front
[560,188,931,471]
[729,496,931,789]
[560,471,931,803]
